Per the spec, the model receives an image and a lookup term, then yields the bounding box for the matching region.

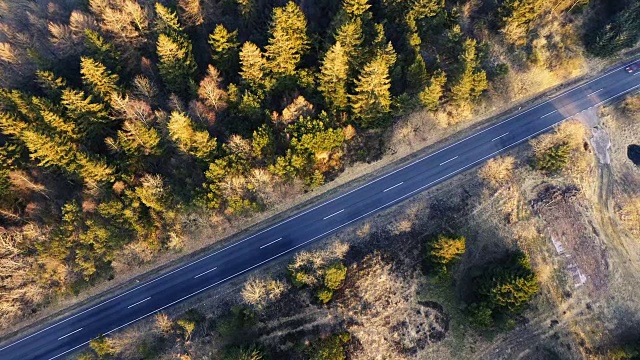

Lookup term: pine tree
[208,24,240,77]
[334,18,364,73]
[60,88,111,140]
[35,70,67,100]
[428,234,466,271]
[154,3,183,37]
[156,33,197,98]
[167,111,216,160]
[419,70,447,110]
[318,42,349,112]
[76,152,115,184]
[406,52,428,94]
[84,29,120,72]
[19,129,76,172]
[343,0,371,18]
[239,41,267,90]
[450,38,487,104]
[350,50,396,127]
[32,97,79,141]
[116,119,161,157]
[499,0,546,46]
[80,57,120,101]
[265,1,309,76]
[251,124,275,162]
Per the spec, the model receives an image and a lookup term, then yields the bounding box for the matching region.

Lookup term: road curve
[1,60,639,360]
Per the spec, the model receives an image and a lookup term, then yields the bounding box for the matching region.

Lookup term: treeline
[0,0,636,326]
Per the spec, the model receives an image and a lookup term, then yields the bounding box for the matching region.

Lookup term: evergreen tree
[350,51,396,127]
[428,234,466,272]
[419,70,447,110]
[251,124,275,162]
[209,24,240,78]
[265,1,309,76]
[116,119,162,157]
[318,42,349,112]
[499,0,545,46]
[80,57,120,101]
[32,97,79,141]
[343,0,371,18]
[239,42,267,90]
[450,38,487,104]
[60,88,111,140]
[154,3,183,37]
[35,70,67,100]
[335,18,364,73]
[406,52,428,94]
[84,30,120,72]
[167,111,216,160]
[156,33,197,98]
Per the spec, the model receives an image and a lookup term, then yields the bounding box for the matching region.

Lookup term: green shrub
[534,143,570,173]
[316,287,334,303]
[223,344,265,360]
[308,332,351,360]
[468,302,494,328]
[89,335,114,359]
[324,262,347,290]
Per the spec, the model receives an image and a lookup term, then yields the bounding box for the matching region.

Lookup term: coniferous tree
[419,70,447,110]
[155,4,196,98]
[499,0,545,46]
[167,111,216,160]
[60,88,111,141]
[265,1,309,77]
[156,33,197,98]
[80,57,119,101]
[209,24,240,78]
[343,0,371,18]
[84,30,120,72]
[450,38,487,104]
[350,49,396,127]
[318,42,349,112]
[239,42,267,90]
[334,18,364,75]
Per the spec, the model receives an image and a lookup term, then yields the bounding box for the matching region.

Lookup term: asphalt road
[1,60,640,360]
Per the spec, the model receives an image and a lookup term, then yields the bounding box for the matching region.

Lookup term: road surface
[1,60,639,360]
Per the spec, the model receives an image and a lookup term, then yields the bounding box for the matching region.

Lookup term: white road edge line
[323,209,344,220]
[383,182,404,192]
[8,61,633,359]
[127,297,151,309]
[46,78,640,360]
[587,88,604,96]
[439,156,458,166]
[194,267,218,279]
[491,132,509,142]
[259,238,283,249]
[57,328,82,341]
[541,109,558,118]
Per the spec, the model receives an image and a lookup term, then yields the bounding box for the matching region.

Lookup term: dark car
[626,62,640,74]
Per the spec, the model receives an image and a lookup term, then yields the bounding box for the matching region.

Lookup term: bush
[533,142,570,173]
[308,332,351,360]
[324,262,347,290]
[468,302,494,328]
[89,335,114,359]
[427,235,466,272]
[223,344,265,360]
[316,287,334,303]
[217,306,257,339]
[476,251,540,314]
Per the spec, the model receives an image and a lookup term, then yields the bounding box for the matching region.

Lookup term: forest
[0,0,639,333]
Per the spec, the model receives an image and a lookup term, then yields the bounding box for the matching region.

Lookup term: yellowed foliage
[479,156,515,188]
[343,124,357,140]
[155,312,173,334]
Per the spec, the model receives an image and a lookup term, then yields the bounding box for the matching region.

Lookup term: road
[1,60,639,360]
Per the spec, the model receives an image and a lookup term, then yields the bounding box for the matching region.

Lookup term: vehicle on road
[626,62,640,74]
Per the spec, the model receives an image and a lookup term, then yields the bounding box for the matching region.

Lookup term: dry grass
[617,197,640,236]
